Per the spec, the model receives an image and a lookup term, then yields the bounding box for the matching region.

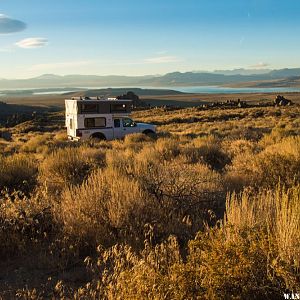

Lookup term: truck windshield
[122,118,135,127]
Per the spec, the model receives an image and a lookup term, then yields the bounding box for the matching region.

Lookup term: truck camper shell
[65,97,132,115]
[65,96,156,141]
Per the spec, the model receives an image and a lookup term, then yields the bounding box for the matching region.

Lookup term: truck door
[113,118,124,139]
[113,117,137,139]
[121,117,138,136]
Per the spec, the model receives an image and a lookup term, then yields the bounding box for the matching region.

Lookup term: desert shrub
[60,185,299,300]
[73,237,183,300]
[226,136,300,190]
[15,288,44,300]
[260,127,295,148]
[20,134,51,153]
[0,191,54,258]
[134,144,164,165]
[40,146,105,186]
[222,139,257,158]
[57,168,148,250]
[132,157,224,239]
[181,136,231,171]
[154,138,181,160]
[105,148,136,174]
[198,144,230,171]
[226,153,299,190]
[186,227,285,299]
[0,154,38,194]
[264,135,300,158]
[228,125,265,141]
[57,154,224,253]
[254,153,300,187]
[124,132,153,144]
[107,145,224,232]
[225,185,300,270]
[54,130,67,141]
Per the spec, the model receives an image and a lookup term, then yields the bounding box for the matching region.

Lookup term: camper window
[84,117,106,128]
[111,103,126,112]
[81,103,98,113]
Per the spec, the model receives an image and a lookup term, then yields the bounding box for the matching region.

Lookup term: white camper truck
[65,97,156,141]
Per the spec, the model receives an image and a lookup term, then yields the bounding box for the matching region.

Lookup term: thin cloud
[0,14,26,34]
[29,60,94,71]
[250,62,270,69]
[16,38,48,49]
[0,46,14,53]
[156,50,168,55]
[145,55,181,64]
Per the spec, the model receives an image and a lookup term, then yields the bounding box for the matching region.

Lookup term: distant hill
[213,68,272,75]
[1,68,300,89]
[225,76,300,88]
[65,87,184,97]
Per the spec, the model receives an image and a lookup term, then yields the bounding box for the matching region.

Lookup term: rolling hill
[1,68,300,89]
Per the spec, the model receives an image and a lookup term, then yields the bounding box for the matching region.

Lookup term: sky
[0,0,300,78]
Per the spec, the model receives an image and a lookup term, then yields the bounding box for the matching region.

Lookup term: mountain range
[1,68,300,90]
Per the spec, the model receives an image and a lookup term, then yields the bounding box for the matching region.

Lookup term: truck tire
[142,129,156,138]
[90,132,106,142]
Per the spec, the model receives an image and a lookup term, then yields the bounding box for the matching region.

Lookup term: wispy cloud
[0,46,14,53]
[29,60,94,71]
[144,55,181,64]
[0,14,26,34]
[16,38,48,49]
[249,62,270,69]
[155,50,168,55]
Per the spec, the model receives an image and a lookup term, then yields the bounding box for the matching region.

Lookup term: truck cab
[65,97,156,141]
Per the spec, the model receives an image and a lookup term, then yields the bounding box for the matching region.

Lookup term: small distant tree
[117,91,142,107]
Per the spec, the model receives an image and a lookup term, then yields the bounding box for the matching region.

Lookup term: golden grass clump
[40,146,105,186]
[222,138,257,158]
[20,133,51,154]
[0,191,53,258]
[226,135,300,189]
[179,136,231,170]
[58,168,146,248]
[124,132,154,144]
[0,154,38,194]
[225,185,300,270]
[154,138,181,160]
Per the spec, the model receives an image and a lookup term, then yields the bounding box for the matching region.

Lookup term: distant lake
[79,85,300,94]
[33,90,75,95]
[1,85,300,96]
[166,86,300,94]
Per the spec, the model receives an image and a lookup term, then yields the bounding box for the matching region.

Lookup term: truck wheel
[142,130,156,138]
[90,133,106,142]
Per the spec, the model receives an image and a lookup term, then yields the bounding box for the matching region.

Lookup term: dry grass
[40,146,105,186]
[0,154,38,194]
[45,185,299,299]
[0,104,300,298]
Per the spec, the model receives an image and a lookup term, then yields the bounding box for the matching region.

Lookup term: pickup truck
[65,97,156,141]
